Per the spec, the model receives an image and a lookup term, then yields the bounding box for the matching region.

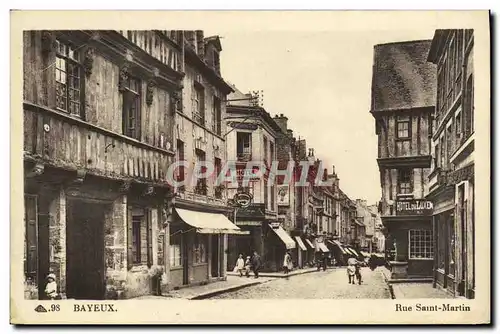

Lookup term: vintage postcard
[10,10,490,325]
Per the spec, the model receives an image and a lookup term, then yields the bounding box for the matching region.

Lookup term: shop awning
[360,251,370,257]
[269,225,296,249]
[346,247,361,257]
[305,239,315,249]
[344,247,356,256]
[175,208,249,235]
[329,240,347,254]
[295,236,307,251]
[317,242,330,253]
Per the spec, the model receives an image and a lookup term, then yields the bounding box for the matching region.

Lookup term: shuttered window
[24,195,38,284]
[127,207,153,269]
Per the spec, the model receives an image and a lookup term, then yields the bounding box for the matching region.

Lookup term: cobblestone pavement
[209,267,391,299]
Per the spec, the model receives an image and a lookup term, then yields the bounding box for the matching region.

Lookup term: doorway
[211,235,220,277]
[182,234,189,285]
[66,199,106,300]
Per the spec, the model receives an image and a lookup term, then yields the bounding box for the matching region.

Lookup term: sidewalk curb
[379,269,396,299]
[189,278,274,300]
[226,267,336,279]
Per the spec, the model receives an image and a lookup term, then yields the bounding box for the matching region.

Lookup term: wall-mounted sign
[447,164,474,186]
[235,163,261,181]
[229,122,258,131]
[395,200,433,216]
[236,203,266,220]
[277,185,290,206]
[233,192,253,208]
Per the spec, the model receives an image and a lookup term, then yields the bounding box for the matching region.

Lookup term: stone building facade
[23,30,182,299]
[426,29,475,298]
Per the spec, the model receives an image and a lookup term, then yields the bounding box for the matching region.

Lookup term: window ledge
[409,258,433,261]
[193,262,208,267]
[170,266,183,271]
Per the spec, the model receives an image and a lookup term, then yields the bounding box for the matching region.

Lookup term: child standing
[44,273,59,300]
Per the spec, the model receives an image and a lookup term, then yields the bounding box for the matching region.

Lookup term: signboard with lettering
[395,200,434,216]
[447,164,474,186]
[236,203,266,220]
[229,122,259,131]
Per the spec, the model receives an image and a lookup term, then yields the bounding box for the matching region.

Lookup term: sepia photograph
[10,10,490,325]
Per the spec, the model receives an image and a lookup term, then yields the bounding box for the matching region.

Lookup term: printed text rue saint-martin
[396,303,471,312]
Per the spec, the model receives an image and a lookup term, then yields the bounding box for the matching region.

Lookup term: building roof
[371,39,437,112]
[226,104,284,134]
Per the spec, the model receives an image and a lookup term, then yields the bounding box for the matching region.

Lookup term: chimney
[185,31,197,52]
[287,129,293,138]
[196,30,205,58]
[273,114,288,133]
[332,165,336,175]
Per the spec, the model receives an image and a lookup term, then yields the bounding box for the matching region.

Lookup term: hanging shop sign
[233,192,253,208]
[395,200,434,216]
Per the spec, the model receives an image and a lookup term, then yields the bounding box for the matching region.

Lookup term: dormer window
[213,50,220,74]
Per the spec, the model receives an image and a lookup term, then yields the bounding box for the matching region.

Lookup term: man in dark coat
[252,251,262,278]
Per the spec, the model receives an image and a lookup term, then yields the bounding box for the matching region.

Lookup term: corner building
[370,40,437,279]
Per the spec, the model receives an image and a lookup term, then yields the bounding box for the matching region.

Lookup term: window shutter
[24,195,38,282]
[127,206,133,270]
[147,208,153,268]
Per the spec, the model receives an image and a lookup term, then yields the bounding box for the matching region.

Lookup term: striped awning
[305,239,315,249]
[295,236,307,251]
[317,242,330,253]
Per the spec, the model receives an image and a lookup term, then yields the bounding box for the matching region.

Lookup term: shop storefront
[383,199,434,279]
[168,204,247,290]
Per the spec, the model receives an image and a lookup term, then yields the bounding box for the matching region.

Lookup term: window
[270,184,275,211]
[455,110,462,140]
[263,137,268,164]
[446,123,453,158]
[193,234,207,264]
[132,216,142,264]
[264,178,269,211]
[55,40,82,116]
[434,144,440,169]
[128,208,153,268]
[193,83,205,125]
[409,229,434,259]
[194,149,207,195]
[176,140,185,183]
[448,213,456,276]
[398,169,412,194]
[212,96,222,135]
[214,158,223,199]
[237,132,252,161]
[464,74,474,138]
[396,115,410,139]
[270,141,275,163]
[213,50,220,72]
[122,76,141,140]
[439,136,446,168]
[170,233,182,267]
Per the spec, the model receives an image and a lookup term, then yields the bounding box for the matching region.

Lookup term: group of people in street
[234,251,262,278]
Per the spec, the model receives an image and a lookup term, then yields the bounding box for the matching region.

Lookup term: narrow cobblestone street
[209,267,391,299]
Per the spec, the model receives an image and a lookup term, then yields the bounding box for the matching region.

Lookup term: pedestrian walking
[283,251,292,274]
[245,256,251,277]
[347,257,357,284]
[235,254,245,277]
[251,251,262,279]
